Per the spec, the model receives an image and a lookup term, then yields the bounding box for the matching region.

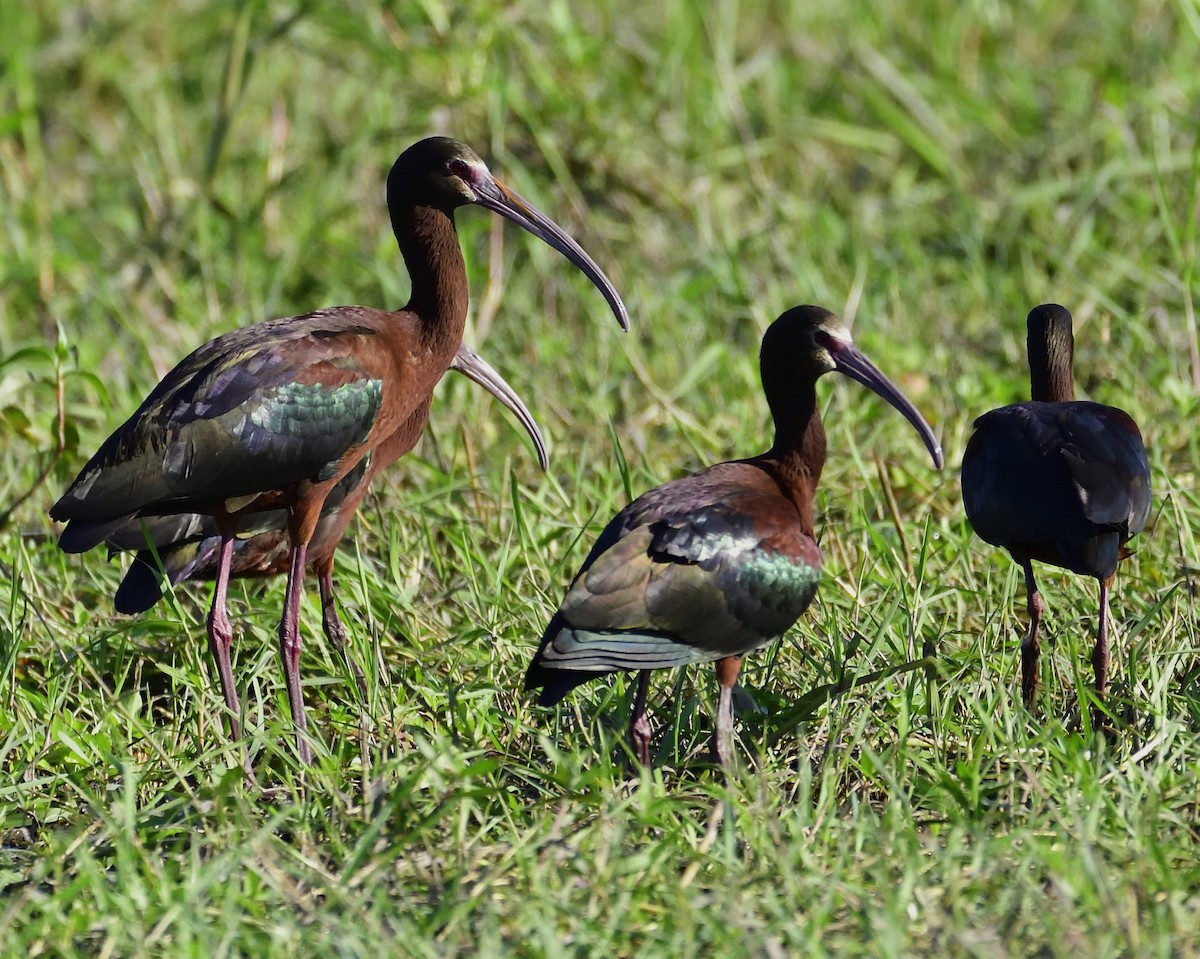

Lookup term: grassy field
[2,0,1200,954]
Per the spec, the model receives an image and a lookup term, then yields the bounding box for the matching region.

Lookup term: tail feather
[58,517,132,554]
[525,611,616,705]
[112,535,220,615]
[524,659,606,706]
[113,552,166,614]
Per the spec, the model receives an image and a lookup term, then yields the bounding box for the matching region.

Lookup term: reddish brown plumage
[52,137,627,763]
[110,342,549,615]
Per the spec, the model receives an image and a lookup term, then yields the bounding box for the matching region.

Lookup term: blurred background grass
[2,0,1200,955]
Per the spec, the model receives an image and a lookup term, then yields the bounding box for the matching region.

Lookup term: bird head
[762,305,944,469]
[387,137,629,331]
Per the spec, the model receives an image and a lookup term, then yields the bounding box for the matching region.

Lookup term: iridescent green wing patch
[545,500,822,669]
[240,377,383,481]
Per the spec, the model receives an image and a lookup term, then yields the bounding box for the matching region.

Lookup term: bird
[525,305,943,768]
[51,136,629,763]
[104,341,550,698]
[961,303,1150,715]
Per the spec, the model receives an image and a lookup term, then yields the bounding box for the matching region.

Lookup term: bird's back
[527,461,823,704]
[962,400,1150,578]
[50,308,414,550]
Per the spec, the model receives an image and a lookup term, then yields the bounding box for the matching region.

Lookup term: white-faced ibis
[525,305,943,768]
[961,303,1150,715]
[51,136,628,763]
[105,341,549,697]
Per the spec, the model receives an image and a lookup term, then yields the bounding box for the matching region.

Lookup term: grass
[2,0,1200,954]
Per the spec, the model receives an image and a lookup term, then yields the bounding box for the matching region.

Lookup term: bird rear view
[526,305,944,769]
[961,303,1151,718]
[51,136,629,765]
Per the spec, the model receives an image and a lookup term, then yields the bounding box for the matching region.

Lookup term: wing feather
[52,314,387,525]
[528,465,822,692]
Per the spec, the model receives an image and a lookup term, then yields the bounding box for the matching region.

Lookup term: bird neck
[1028,329,1075,402]
[392,202,470,354]
[761,383,825,533]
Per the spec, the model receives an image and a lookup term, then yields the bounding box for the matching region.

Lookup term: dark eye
[813,329,834,349]
[448,158,473,182]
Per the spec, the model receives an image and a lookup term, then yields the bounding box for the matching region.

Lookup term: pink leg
[205,534,240,739]
[712,656,743,769]
[1091,577,1112,729]
[318,561,367,699]
[629,670,652,766]
[279,543,312,764]
[1093,579,1110,697]
[1020,560,1044,707]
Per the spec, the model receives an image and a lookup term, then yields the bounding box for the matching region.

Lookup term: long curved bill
[473,176,630,332]
[452,343,550,471]
[830,341,944,469]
